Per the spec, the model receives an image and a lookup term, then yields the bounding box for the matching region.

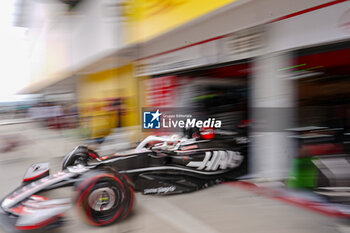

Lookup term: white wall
[68,0,125,71]
[25,0,126,91]
[250,53,297,179]
[139,0,335,59]
[268,0,350,53]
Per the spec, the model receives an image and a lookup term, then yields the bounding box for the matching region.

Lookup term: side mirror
[61,145,98,170]
[23,162,50,183]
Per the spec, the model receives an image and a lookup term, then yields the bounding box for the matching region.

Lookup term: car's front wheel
[74,171,134,226]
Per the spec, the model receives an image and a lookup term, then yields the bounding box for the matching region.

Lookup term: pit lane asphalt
[0,122,348,233]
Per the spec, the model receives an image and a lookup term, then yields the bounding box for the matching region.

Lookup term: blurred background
[1,0,350,232]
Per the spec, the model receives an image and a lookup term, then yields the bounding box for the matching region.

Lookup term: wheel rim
[88,187,116,211]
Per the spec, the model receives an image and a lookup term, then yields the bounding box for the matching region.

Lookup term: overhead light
[278,64,306,71]
[284,71,324,80]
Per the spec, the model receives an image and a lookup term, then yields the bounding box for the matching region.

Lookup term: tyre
[74,171,134,226]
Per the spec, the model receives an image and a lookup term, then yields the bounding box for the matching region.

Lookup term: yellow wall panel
[77,64,139,138]
[124,0,237,43]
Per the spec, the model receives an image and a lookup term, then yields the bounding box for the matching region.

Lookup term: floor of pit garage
[0,122,349,233]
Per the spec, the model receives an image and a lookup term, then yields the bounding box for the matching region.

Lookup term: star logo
[151,109,162,122]
[143,109,162,129]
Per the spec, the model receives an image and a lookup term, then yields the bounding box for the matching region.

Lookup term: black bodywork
[107,139,248,194]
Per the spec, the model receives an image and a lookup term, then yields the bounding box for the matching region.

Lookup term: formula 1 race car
[0,128,248,232]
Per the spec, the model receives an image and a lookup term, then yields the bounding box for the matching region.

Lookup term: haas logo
[187,151,243,171]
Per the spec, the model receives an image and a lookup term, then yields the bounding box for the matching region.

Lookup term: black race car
[0,128,248,231]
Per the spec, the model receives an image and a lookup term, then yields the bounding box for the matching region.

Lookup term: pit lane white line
[138,196,221,233]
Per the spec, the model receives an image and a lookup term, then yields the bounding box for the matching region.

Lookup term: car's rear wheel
[75,171,134,226]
